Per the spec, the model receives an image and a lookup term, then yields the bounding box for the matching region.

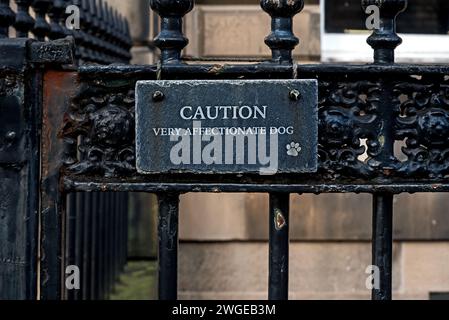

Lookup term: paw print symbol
[286,142,302,157]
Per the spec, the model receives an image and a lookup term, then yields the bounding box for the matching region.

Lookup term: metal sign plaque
[135,80,318,175]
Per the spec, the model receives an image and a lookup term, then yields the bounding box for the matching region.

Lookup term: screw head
[5,131,16,141]
[289,89,301,101]
[152,90,165,102]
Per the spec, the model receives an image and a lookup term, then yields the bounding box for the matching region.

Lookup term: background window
[325,0,449,35]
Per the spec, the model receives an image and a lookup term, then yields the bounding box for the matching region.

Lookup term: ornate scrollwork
[395,77,449,178]
[63,67,449,183]
[0,74,17,97]
[318,80,379,178]
[62,83,136,177]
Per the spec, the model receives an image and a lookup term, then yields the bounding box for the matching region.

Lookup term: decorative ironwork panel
[394,74,449,179]
[317,79,379,179]
[61,65,449,188]
[62,80,137,177]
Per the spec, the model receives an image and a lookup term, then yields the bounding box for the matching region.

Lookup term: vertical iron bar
[58,0,70,36]
[122,192,129,271]
[67,193,79,300]
[122,193,127,271]
[89,0,101,64]
[372,193,393,300]
[102,192,108,298]
[103,2,114,63]
[0,0,14,38]
[81,0,97,63]
[25,61,42,300]
[110,192,115,294]
[362,0,407,301]
[124,193,129,269]
[66,193,77,300]
[98,192,106,300]
[362,0,407,64]
[82,192,93,300]
[110,192,115,293]
[118,192,124,272]
[97,0,109,64]
[48,0,65,39]
[124,17,133,62]
[90,192,98,300]
[269,193,290,300]
[74,193,84,300]
[104,192,111,298]
[31,0,52,41]
[72,0,89,63]
[157,193,180,300]
[115,193,122,275]
[112,192,118,290]
[14,0,35,38]
[150,0,193,64]
[108,192,114,297]
[94,192,103,300]
[260,0,304,64]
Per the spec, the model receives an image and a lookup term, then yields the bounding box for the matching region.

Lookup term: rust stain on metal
[208,64,225,74]
[42,71,78,175]
[274,209,286,231]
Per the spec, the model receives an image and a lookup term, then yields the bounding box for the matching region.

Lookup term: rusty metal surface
[41,70,78,300]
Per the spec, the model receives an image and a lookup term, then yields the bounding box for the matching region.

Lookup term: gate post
[0,31,73,299]
[0,38,40,300]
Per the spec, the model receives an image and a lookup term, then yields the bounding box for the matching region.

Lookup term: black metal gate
[1,0,448,301]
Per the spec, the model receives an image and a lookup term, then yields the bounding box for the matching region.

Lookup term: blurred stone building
[114,0,449,300]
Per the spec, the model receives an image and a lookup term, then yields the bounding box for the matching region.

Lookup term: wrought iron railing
[1,0,449,301]
[0,0,132,300]
[0,0,132,64]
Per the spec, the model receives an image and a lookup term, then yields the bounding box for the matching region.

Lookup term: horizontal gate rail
[62,180,449,194]
[77,63,449,76]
